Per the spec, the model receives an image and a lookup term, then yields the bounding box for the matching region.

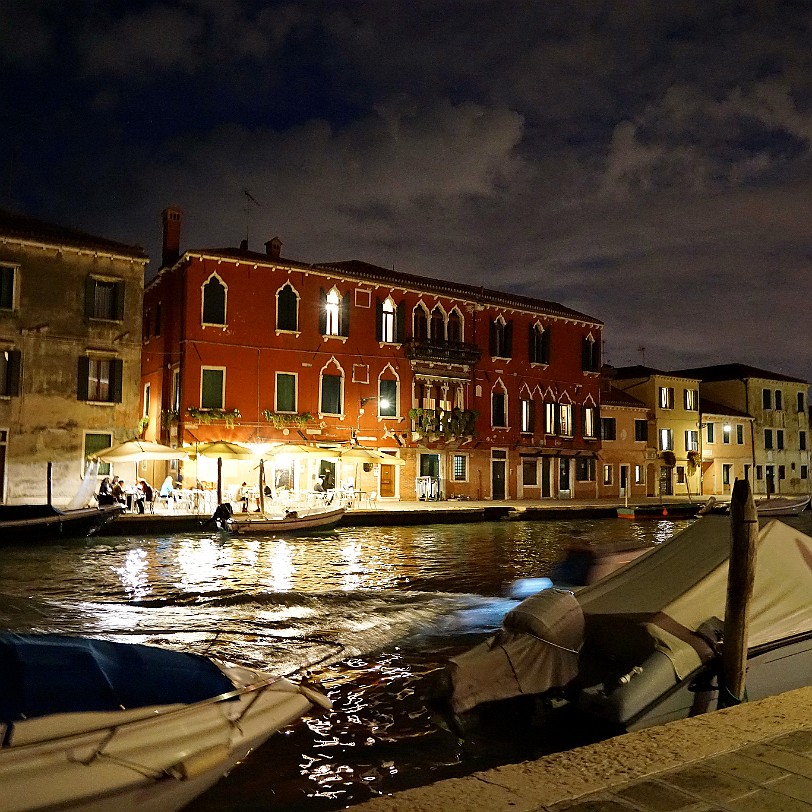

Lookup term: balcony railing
[404,338,481,365]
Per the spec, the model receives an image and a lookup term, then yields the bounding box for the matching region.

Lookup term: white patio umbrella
[94,440,188,463]
[191,441,257,505]
[339,447,405,465]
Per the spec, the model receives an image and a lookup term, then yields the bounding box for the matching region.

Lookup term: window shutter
[340,292,350,336]
[319,289,327,335]
[111,359,124,403]
[7,349,21,396]
[528,324,536,362]
[542,326,551,363]
[84,277,96,318]
[397,300,406,342]
[505,320,513,357]
[376,297,383,342]
[114,281,125,320]
[489,321,497,356]
[77,356,90,400]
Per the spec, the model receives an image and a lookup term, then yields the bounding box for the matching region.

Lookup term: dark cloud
[1,0,810,381]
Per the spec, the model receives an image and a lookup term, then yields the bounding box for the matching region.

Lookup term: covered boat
[0,633,331,811]
[444,516,812,733]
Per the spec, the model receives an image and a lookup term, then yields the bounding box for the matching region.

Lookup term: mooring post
[720,477,758,707]
[217,457,223,506]
[47,462,53,506]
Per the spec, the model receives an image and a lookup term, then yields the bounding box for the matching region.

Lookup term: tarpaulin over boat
[577,516,812,679]
[0,634,235,723]
[449,516,812,716]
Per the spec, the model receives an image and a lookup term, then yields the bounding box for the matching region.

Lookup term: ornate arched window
[202,275,226,325]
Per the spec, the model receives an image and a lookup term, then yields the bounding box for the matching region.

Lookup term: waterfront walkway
[105,495,704,534]
[352,686,812,812]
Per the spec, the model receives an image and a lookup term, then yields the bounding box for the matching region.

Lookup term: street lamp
[354,395,390,443]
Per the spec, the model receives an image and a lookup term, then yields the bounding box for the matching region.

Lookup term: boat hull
[0,668,328,812]
[0,505,123,542]
[228,507,345,535]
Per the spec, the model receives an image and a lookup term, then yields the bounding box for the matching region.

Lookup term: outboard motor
[211,502,233,530]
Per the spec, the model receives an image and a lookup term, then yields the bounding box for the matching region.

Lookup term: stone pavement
[351,686,812,812]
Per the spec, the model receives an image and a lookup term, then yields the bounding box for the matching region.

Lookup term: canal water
[2,513,810,810]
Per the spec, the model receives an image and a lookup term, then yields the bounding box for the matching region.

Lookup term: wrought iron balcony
[404,338,481,365]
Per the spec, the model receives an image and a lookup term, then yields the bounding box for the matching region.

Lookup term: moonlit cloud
[2,0,810,382]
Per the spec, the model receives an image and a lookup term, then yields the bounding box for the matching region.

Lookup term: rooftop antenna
[242,188,261,246]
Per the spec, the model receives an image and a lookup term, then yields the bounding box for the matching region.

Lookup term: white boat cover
[449,516,812,715]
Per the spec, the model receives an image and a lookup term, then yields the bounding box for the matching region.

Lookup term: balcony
[404,338,481,366]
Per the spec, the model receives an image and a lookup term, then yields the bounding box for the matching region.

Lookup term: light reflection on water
[3,513,810,810]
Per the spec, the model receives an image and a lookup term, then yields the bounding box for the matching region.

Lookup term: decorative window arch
[489,314,513,358]
[319,357,344,416]
[447,307,464,343]
[583,394,598,438]
[276,282,299,332]
[529,321,550,364]
[491,378,508,428]
[325,287,341,336]
[202,273,226,325]
[519,384,535,433]
[430,305,446,342]
[582,331,600,372]
[381,296,396,342]
[413,302,430,340]
[377,363,399,418]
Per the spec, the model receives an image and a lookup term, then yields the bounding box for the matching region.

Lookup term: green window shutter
[6,349,21,396]
[528,323,536,362]
[114,281,125,320]
[541,327,551,364]
[489,322,497,356]
[0,266,14,309]
[201,369,224,409]
[397,301,406,342]
[85,277,96,318]
[340,292,350,337]
[376,298,383,341]
[505,321,513,357]
[379,379,397,416]
[276,373,296,412]
[77,356,90,400]
[111,359,124,403]
[321,373,341,414]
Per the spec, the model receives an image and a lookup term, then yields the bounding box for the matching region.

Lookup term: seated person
[111,477,126,507]
[313,475,325,493]
[135,479,153,514]
[97,476,115,506]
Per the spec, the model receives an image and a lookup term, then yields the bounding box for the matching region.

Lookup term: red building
[141,208,603,502]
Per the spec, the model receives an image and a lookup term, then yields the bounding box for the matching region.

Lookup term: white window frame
[200,366,226,410]
[275,371,298,413]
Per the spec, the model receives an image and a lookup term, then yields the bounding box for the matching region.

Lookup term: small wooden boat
[227,506,346,535]
[0,633,331,812]
[754,495,810,516]
[0,504,123,542]
[617,501,709,520]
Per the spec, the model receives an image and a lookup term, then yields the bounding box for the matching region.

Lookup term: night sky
[2,1,811,382]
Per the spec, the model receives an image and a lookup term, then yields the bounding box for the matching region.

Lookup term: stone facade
[0,210,147,504]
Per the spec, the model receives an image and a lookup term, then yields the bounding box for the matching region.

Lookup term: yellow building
[609,366,702,498]
[698,398,754,496]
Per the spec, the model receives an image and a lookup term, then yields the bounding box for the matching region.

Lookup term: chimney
[265,237,282,259]
[239,238,248,252]
[161,206,182,267]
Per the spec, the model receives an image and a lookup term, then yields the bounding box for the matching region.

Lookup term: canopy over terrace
[186,441,260,505]
[93,440,188,488]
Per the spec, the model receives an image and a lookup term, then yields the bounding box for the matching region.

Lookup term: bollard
[720,477,758,707]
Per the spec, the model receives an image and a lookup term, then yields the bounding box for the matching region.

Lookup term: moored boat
[0,504,123,542]
[227,506,346,535]
[753,495,810,516]
[616,500,710,520]
[439,516,812,735]
[0,633,331,811]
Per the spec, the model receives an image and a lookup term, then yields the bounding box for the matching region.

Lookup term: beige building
[674,364,810,497]
[609,366,703,498]
[597,384,649,500]
[697,398,754,497]
[0,210,147,504]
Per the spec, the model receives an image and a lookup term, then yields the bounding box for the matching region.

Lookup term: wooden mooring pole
[720,477,758,707]
[47,462,53,506]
